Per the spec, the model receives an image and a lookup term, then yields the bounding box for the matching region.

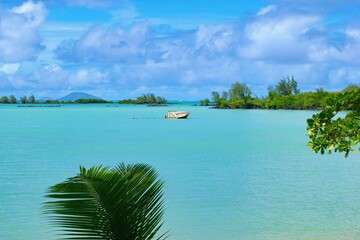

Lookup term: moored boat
[165,111,190,119]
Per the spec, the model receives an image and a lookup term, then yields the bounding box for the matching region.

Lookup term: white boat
[165,111,190,119]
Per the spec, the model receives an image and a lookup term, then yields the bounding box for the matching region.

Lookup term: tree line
[0,94,36,104]
[0,93,167,105]
[201,76,359,110]
[119,93,167,105]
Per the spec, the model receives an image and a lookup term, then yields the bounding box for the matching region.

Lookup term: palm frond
[44,163,168,240]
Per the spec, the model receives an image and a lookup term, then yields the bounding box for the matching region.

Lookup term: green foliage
[0,96,9,103]
[262,78,343,110]
[74,98,111,104]
[268,76,300,98]
[264,91,333,110]
[29,94,35,104]
[229,82,252,105]
[211,91,220,105]
[45,100,60,104]
[211,83,252,109]
[9,95,16,104]
[200,98,210,106]
[120,94,167,105]
[342,84,360,93]
[20,96,27,104]
[307,89,360,157]
[156,96,166,104]
[44,163,168,240]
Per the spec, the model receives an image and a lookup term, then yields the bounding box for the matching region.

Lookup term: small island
[119,93,167,105]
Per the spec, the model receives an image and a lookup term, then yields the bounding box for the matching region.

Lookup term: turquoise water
[1,104,359,240]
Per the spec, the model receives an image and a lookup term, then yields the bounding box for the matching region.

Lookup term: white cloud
[69,68,110,86]
[11,0,47,27]
[196,24,235,55]
[0,1,46,62]
[55,21,151,62]
[328,68,360,87]
[0,63,111,91]
[110,4,139,24]
[257,5,277,16]
[240,14,320,62]
[0,63,20,74]
[346,27,360,40]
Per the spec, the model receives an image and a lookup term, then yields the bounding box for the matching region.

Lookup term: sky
[0,0,360,100]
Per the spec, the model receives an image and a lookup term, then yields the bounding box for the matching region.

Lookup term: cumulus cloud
[31,64,110,88]
[0,0,46,62]
[195,24,237,58]
[328,67,360,89]
[56,10,355,66]
[11,0,47,27]
[0,63,20,75]
[69,68,110,86]
[239,14,320,62]
[55,21,152,63]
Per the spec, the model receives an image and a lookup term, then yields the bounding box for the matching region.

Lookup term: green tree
[221,91,228,101]
[156,96,166,104]
[200,98,210,106]
[343,84,360,93]
[9,95,16,104]
[219,91,229,108]
[269,76,300,97]
[0,96,9,103]
[44,163,168,240]
[229,82,251,102]
[29,94,35,104]
[146,93,156,103]
[136,94,147,104]
[307,89,360,157]
[20,96,27,104]
[212,91,220,106]
[228,82,252,108]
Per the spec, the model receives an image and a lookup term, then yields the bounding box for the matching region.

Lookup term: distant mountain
[58,92,101,101]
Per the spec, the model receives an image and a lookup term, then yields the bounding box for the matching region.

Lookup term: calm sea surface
[0,103,359,240]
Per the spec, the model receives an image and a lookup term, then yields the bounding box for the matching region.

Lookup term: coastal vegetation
[1,80,357,109]
[44,163,167,240]
[0,95,17,103]
[203,77,359,110]
[0,94,112,104]
[200,98,210,106]
[73,98,112,104]
[119,93,167,105]
[0,93,167,105]
[307,87,360,157]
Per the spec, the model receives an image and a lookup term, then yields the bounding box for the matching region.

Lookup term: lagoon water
[1,103,359,240]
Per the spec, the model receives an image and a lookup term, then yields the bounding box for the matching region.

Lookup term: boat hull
[165,111,190,119]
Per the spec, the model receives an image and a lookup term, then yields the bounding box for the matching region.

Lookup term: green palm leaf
[44,163,168,240]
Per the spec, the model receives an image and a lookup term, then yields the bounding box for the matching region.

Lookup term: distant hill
[58,92,101,101]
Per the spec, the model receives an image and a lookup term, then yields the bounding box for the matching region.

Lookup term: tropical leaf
[44,163,168,240]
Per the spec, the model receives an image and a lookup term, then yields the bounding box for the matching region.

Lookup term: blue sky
[0,0,359,100]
